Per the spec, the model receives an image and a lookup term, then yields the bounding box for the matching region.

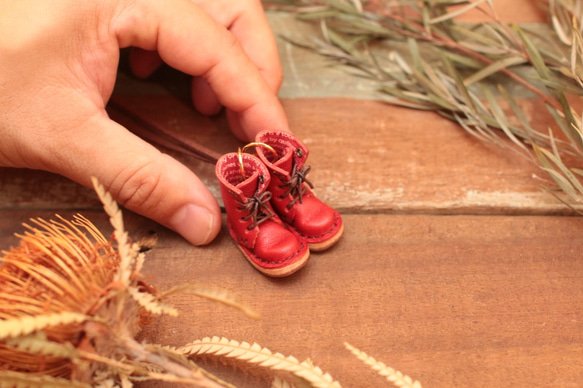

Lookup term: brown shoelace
[238,191,275,230]
[280,163,314,210]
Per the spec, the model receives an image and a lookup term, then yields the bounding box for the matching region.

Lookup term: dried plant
[174,336,341,388]
[0,178,416,387]
[269,0,583,208]
[344,343,420,388]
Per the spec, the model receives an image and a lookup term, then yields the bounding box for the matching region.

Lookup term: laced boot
[215,152,309,277]
[255,130,343,251]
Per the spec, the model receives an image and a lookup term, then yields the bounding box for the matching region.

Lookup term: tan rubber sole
[307,222,344,252]
[238,246,310,277]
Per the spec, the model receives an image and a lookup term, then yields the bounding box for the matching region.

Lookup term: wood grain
[2,210,580,387]
[456,0,547,23]
[139,213,583,388]
[1,1,582,387]
[2,96,574,214]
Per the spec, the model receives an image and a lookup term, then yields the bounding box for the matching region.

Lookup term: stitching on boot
[289,211,342,241]
[248,240,307,265]
[228,224,306,266]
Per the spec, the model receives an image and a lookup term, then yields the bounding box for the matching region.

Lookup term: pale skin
[0,0,289,246]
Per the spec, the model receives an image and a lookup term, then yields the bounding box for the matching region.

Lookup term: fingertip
[84,122,222,247]
[225,102,291,143]
[115,2,289,143]
[169,202,222,246]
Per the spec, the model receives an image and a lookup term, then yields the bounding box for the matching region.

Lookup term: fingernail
[169,204,214,246]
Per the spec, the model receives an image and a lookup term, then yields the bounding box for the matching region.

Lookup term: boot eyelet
[258,175,264,184]
[295,148,303,157]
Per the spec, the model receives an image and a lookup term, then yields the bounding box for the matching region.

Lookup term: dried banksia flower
[0,179,216,387]
[0,214,127,379]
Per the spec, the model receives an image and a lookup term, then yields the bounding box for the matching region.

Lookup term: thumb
[56,114,221,246]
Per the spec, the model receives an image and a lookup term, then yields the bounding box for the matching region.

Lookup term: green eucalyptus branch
[269,0,583,207]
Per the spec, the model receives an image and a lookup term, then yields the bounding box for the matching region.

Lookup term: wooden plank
[138,214,583,388]
[456,0,547,23]
[0,169,99,210]
[2,210,580,387]
[2,95,573,214]
[3,2,562,214]
[0,2,557,214]
[279,98,572,215]
[0,2,580,388]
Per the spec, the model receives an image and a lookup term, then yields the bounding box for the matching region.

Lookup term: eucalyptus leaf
[275,0,583,205]
[443,51,483,69]
[297,10,342,20]
[429,0,489,24]
[441,51,477,112]
[541,166,579,198]
[482,86,529,152]
[322,0,361,15]
[450,24,504,48]
[496,84,537,140]
[513,24,553,82]
[464,56,527,86]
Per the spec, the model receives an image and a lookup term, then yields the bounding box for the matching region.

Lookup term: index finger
[111,0,289,139]
[190,0,283,93]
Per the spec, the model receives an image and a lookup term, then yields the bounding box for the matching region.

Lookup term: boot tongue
[273,146,295,176]
[236,171,262,198]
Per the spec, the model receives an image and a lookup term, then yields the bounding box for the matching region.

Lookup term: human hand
[0,0,288,246]
[129,0,284,138]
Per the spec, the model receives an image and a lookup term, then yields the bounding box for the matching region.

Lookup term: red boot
[255,130,343,251]
[215,152,309,277]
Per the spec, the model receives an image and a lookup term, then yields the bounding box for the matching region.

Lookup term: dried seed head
[0,214,132,377]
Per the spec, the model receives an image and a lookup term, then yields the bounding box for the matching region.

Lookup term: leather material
[255,130,344,251]
[215,152,309,276]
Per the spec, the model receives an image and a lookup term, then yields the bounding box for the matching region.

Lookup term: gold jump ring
[237,142,278,180]
[241,142,278,157]
[237,146,246,179]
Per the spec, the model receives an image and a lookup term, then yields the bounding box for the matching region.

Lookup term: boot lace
[238,191,275,230]
[280,163,314,209]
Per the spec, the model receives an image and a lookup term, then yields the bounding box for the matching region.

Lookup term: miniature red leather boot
[255,130,343,251]
[216,152,309,277]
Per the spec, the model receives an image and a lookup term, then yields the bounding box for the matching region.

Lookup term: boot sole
[307,222,344,252]
[236,245,310,278]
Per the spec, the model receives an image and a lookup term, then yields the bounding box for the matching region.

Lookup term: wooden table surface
[1,1,582,387]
